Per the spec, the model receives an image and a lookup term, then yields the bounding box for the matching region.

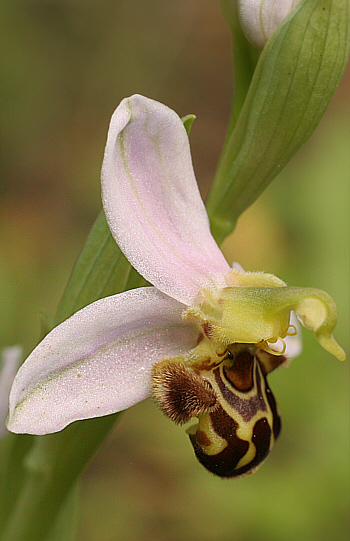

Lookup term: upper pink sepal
[7,288,198,435]
[101,95,230,305]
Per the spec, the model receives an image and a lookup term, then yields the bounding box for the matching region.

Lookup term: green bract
[208,0,350,243]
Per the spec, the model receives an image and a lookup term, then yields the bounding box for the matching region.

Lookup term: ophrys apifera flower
[7,95,345,478]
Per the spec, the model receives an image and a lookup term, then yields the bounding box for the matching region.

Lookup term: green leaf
[55,210,132,325]
[207,0,350,244]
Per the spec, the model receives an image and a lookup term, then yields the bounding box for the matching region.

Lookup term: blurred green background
[0,1,349,540]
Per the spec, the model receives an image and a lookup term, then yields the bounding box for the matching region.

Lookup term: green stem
[45,482,80,541]
[0,434,33,533]
[207,0,259,244]
[219,0,259,140]
[1,415,119,541]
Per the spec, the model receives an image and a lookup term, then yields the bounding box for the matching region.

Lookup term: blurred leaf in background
[0,1,348,540]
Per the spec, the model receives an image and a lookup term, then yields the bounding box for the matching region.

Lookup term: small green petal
[181,114,196,136]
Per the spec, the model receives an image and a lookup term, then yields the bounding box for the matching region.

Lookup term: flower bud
[238,0,299,49]
[0,346,22,438]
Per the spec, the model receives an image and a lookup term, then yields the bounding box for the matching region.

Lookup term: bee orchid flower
[7,95,345,478]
